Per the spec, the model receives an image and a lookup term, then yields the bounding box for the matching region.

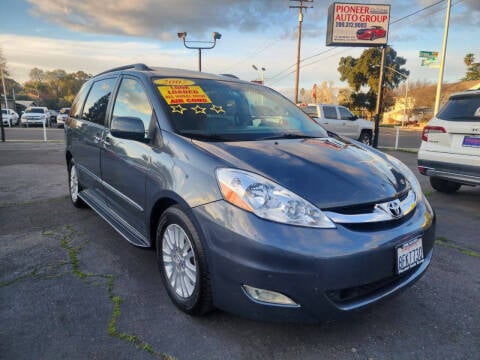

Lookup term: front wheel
[358,131,372,145]
[156,206,213,316]
[430,177,461,193]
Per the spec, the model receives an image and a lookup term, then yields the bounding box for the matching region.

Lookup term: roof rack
[220,73,239,79]
[94,63,153,77]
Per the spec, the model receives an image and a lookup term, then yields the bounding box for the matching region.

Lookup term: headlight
[385,154,423,201]
[216,168,335,228]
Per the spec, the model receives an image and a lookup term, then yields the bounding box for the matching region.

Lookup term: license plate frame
[396,237,424,274]
[462,136,480,147]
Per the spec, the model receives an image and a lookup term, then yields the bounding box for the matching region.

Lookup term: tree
[0,47,9,77]
[23,67,91,108]
[462,53,480,81]
[338,47,409,94]
[29,68,45,82]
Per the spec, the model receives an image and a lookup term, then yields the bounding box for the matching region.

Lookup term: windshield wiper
[179,132,232,141]
[444,116,480,121]
[257,133,320,140]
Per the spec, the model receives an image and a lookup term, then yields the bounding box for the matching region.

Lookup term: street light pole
[252,65,266,85]
[178,32,222,72]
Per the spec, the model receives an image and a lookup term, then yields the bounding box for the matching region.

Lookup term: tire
[430,177,461,193]
[68,160,87,208]
[156,205,213,316]
[358,130,372,145]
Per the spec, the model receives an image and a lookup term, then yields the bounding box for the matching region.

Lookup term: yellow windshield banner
[154,78,195,86]
[157,85,212,105]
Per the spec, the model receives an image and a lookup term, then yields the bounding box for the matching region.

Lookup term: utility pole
[0,65,6,141]
[290,0,313,104]
[433,0,451,115]
[373,45,387,148]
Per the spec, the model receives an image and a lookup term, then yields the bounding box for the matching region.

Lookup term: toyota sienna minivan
[65,64,435,322]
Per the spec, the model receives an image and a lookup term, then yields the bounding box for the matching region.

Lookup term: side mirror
[350,115,358,120]
[111,116,146,142]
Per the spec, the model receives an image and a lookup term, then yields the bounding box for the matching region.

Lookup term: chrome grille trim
[324,190,417,224]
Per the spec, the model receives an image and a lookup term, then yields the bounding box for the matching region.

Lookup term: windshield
[437,95,480,121]
[26,108,45,114]
[153,78,328,141]
[300,105,318,117]
[60,108,70,114]
[1,110,6,115]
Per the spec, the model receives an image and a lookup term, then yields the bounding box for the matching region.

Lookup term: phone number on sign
[336,22,367,28]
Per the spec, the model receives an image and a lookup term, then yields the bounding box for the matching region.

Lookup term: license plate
[396,237,424,274]
[463,136,480,147]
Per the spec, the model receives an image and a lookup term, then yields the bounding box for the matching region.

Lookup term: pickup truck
[300,103,373,145]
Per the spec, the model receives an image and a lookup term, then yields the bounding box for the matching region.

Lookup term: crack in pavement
[1,225,176,360]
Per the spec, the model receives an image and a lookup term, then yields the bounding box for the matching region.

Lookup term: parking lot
[1,138,479,359]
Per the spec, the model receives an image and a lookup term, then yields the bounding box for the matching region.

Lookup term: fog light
[242,285,299,307]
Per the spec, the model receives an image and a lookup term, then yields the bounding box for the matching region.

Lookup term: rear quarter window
[437,95,480,121]
[70,83,91,118]
[81,78,117,125]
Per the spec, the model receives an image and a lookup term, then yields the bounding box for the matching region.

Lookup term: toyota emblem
[387,199,402,218]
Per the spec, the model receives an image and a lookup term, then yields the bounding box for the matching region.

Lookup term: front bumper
[21,118,47,125]
[193,198,435,322]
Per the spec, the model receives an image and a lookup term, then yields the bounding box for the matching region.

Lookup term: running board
[79,190,150,248]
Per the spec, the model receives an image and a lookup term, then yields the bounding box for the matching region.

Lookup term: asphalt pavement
[0,139,479,360]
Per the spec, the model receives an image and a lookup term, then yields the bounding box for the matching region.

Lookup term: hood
[194,137,408,209]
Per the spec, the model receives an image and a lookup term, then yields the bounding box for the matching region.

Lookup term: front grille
[326,189,410,215]
[326,266,418,305]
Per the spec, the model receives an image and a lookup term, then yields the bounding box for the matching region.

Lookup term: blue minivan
[65,64,435,322]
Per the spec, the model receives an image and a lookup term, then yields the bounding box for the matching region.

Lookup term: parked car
[299,103,374,145]
[56,107,70,128]
[49,109,58,126]
[65,64,435,322]
[418,89,480,193]
[1,109,19,126]
[20,107,50,127]
[356,26,386,41]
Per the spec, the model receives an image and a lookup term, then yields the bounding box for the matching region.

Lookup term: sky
[1,0,479,95]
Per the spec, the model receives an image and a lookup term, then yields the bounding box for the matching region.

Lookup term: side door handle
[103,135,112,146]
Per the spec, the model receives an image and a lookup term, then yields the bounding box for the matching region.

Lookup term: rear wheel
[156,206,213,316]
[68,160,87,208]
[358,130,372,145]
[430,177,461,193]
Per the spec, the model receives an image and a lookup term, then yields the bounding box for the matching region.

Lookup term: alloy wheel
[162,223,197,298]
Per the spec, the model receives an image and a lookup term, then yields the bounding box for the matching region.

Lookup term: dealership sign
[326,2,391,47]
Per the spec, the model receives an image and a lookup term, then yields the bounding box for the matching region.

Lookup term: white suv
[20,107,50,127]
[300,104,373,145]
[56,107,70,128]
[418,90,480,193]
[2,109,19,126]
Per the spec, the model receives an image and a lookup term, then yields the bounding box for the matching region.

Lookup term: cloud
[0,34,189,82]
[27,0,291,39]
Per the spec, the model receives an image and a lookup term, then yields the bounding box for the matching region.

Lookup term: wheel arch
[66,150,72,167]
[148,192,203,249]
